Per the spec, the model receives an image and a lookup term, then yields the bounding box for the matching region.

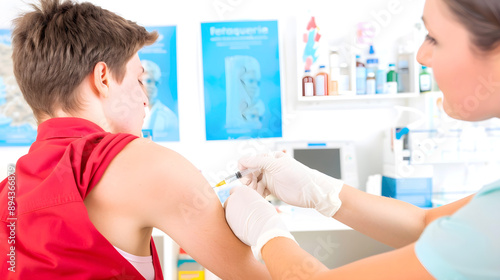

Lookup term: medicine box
[178,248,205,280]
[178,259,204,280]
[381,176,432,208]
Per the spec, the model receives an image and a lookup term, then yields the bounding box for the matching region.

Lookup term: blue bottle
[366,45,382,93]
[366,45,379,76]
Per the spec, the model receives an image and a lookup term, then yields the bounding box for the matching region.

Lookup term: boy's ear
[92,62,110,98]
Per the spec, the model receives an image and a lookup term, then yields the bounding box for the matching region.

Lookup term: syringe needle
[213,168,258,188]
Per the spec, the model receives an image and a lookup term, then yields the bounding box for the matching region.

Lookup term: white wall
[0,0,426,187]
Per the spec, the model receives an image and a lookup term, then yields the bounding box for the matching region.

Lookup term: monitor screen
[293,148,342,179]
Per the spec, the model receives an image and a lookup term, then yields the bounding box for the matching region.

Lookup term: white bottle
[329,49,340,96]
[338,62,351,92]
[366,72,376,95]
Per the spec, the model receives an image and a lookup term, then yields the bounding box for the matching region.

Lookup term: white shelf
[298,92,419,101]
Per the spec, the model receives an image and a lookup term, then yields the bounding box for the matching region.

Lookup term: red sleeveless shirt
[0,118,164,280]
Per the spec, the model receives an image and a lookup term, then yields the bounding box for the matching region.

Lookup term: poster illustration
[201,20,282,141]
[0,29,37,146]
[139,26,179,142]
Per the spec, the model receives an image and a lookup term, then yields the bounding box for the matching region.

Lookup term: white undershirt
[114,246,155,280]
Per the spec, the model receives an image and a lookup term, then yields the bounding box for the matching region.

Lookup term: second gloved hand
[224,186,296,259]
[239,151,344,217]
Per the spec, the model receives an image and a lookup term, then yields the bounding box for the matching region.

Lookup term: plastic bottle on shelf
[397,46,411,93]
[397,60,410,93]
[329,49,340,96]
[329,71,340,96]
[356,55,366,95]
[366,46,379,95]
[376,66,386,94]
[315,65,329,96]
[366,45,379,76]
[386,63,398,94]
[302,69,315,97]
[366,72,376,95]
[338,62,351,92]
[419,65,432,92]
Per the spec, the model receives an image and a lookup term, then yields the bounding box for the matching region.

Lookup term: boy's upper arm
[120,139,270,279]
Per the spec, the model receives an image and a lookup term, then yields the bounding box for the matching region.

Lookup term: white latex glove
[239,151,344,217]
[224,186,296,259]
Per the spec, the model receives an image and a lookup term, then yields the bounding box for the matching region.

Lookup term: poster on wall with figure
[201,20,282,141]
[0,29,37,146]
[138,26,180,142]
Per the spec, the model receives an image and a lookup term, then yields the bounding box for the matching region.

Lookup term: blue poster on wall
[0,29,37,146]
[138,26,179,142]
[201,20,282,141]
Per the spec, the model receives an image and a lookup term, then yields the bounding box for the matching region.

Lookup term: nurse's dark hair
[11,0,158,121]
[443,0,500,52]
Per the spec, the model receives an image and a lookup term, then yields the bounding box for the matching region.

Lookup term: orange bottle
[315,65,329,96]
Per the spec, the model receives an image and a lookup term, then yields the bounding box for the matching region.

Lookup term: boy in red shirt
[0,0,270,279]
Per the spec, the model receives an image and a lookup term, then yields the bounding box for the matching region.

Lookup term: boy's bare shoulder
[116,137,194,175]
[97,137,200,198]
[120,137,179,161]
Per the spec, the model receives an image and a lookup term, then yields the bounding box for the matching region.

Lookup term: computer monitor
[275,141,359,187]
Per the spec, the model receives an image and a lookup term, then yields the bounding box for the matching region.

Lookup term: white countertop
[277,205,352,232]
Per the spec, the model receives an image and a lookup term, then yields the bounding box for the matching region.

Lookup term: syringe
[214,168,258,188]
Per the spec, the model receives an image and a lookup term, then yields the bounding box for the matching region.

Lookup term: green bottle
[386,63,398,94]
[419,66,432,92]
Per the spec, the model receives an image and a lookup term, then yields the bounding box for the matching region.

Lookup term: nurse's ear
[91,62,110,99]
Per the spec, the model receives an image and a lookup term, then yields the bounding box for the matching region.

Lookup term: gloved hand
[224,186,296,259]
[239,151,344,217]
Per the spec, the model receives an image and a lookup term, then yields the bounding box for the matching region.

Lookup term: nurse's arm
[126,139,271,279]
[261,237,434,280]
[424,194,473,225]
[333,185,473,248]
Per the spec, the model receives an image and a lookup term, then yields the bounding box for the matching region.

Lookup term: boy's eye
[138,80,143,85]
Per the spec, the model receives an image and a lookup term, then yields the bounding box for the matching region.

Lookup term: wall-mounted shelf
[298,92,419,102]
